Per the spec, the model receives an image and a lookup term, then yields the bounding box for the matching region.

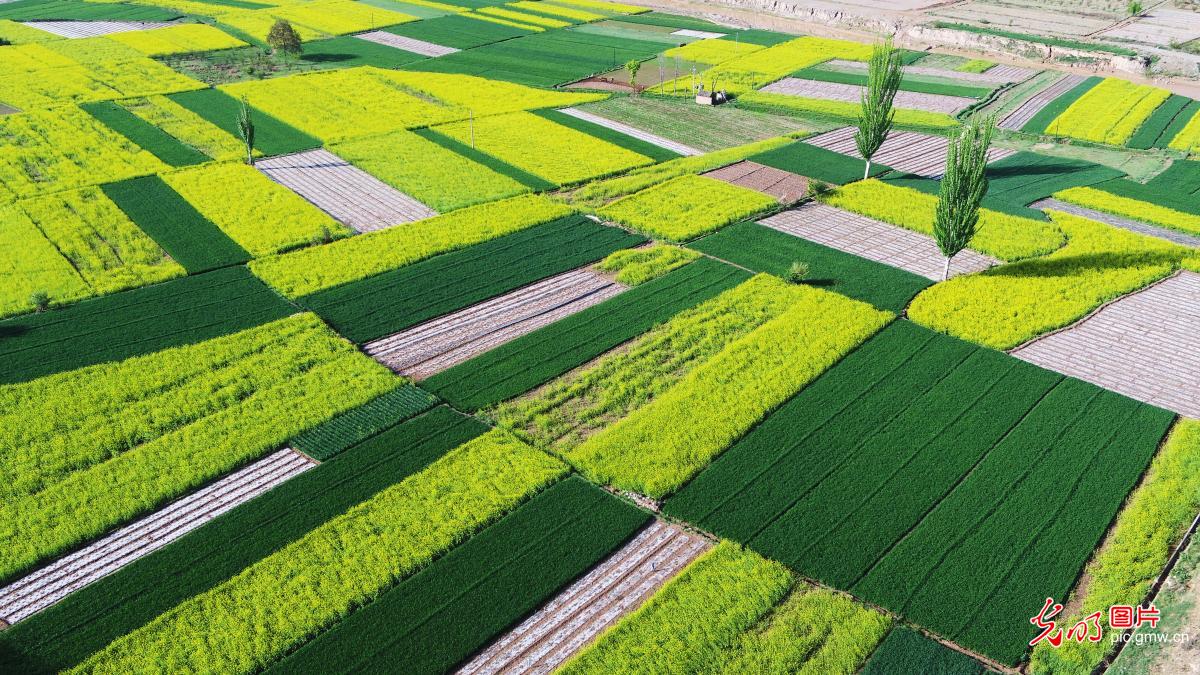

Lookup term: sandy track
[760,202,998,280]
[760,77,977,114]
[997,73,1089,130]
[702,160,808,202]
[457,520,710,675]
[363,267,626,379]
[803,126,1014,178]
[1013,271,1200,418]
[255,149,437,233]
[558,107,704,156]
[356,31,460,57]
[0,449,314,624]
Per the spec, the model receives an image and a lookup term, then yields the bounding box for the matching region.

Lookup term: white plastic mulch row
[759,77,977,114]
[0,448,315,625]
[997,72,1088,130]
[19,20,176,38]
[823,58,1034,86]
[457,520,711,675]
[557,107,704,156]
[670,28,727,39]
[255,149,437,233]
[364,267,626,379]
[803,126,1015,179]
[760,203,999,281]
[1032,198,1200,248]
[1013,271,1200,418]
[355,30,459,57]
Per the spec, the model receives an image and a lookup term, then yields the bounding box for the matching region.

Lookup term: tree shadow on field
[300,52,356,64]
[801,278,837,288]
[984,251,1183,279]
[985,161,1094,181]
[0,324,28,339]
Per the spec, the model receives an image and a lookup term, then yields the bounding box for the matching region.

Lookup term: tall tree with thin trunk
[933,115,996,281]
[237,96,255,166]
[854,39,903,180]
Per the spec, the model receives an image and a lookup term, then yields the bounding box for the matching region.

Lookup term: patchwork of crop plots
[760,203,999,280]
[5,6,1200,674]
[804,126,1016,179]
[667,320,1176,664]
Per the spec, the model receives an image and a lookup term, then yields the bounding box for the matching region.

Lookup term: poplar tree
[933,115,996,281]
[237,97,255,166]
[854,39,903,180]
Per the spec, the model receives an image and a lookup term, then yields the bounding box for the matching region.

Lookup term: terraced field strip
[0,409,486,675]
[981,63,1040,82]
[255,149,437,233]
[300,215,645,344]
[0,449,314,625]
[423,258,749,411]
[803,126,1015,178]
[700,160,808,202]
[998,73,1088,130]
[266,477,650,674]
[760,203,998,280]
[1013,271,1200,418]
[458,520,711,675]
[365,267,626,379]
[1032,198,1200,247]
[355,30,459,56]
[666,320,1175,664]
[20,20,175,37]
[671,28,726,39]
[760,78,976,114]
[825,58,1029,85]
[0,266,294,384]
[557,107,702,156]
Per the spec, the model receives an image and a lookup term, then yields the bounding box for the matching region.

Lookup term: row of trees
[854,40,994,281]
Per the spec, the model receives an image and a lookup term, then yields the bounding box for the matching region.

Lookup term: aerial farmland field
[4,1,1200,674]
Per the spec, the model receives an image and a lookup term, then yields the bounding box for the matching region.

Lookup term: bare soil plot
[760,78,977,114]
[0,448,314,625]
[457,520,710,675]
[1033,198,1200,247]
[929,2,1116,37]
[355,30,459,57]
[998,73,1089,130]
[701,160,808,202]
[1013,271,1200,418]
[760,203,999,280]
[825,58,1034,85]
[1098,8,1200,47]
[557,107,703,156]
[20,20,175,38]
[804,126,1015,178]
[255,149,436,233]
[363,267,626,380]
[983,64,1041,82]
[671,28,726,39]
